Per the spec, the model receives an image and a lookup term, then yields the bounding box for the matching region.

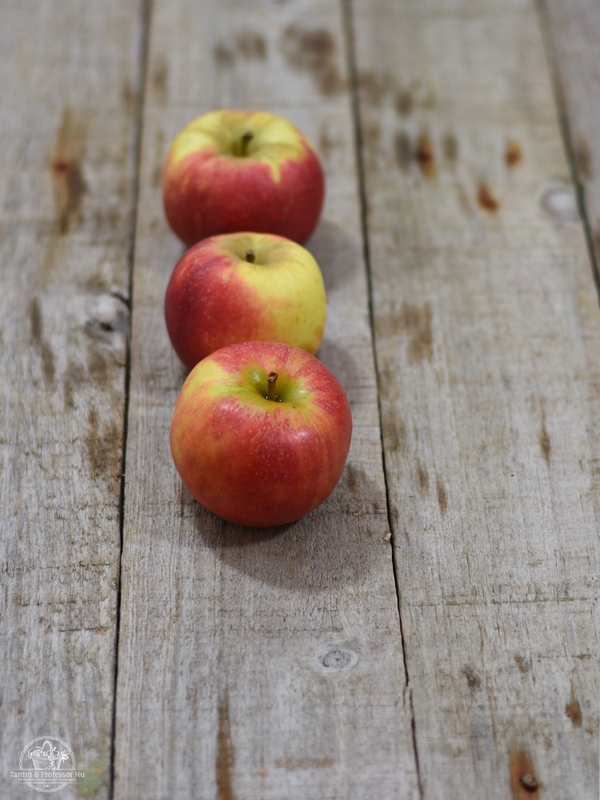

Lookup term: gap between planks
[109,1,154,798]
[340,0,424,796]
[535,0,600,302]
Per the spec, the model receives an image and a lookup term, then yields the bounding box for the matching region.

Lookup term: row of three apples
[164,110,352,528]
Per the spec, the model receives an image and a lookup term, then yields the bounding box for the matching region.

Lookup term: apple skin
[170,341,352,528]
[164,232,327,370]
[163,110,325,246]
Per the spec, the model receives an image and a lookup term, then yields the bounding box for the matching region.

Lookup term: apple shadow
[306,218,363,295]
[316,336,363,391]
[183,456,389,592]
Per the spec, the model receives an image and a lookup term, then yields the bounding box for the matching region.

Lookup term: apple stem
[245,249,255,263]
[240,131,253,156]
[267,372,278,402]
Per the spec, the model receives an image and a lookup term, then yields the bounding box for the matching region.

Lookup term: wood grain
[0,1,142,796]
[350,0,600,796]
[113,0,418,798]
[538,0,600,280]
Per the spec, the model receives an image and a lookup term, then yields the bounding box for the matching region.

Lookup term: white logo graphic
[10,736,84,793]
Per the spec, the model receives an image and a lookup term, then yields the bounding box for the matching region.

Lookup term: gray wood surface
[539,0,600,280]
[0,1,142,798]
[2,0,599,797]
[350,0,599,796]
[113,0,418,798]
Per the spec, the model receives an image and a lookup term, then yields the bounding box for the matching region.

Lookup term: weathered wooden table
[2,1,599,798]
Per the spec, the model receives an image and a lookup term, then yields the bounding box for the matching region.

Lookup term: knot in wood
[520,772,539,792]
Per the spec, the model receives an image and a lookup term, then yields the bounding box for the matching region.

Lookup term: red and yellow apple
[164,231,327,370]
[162,110,325,246]
[170,341,352,528]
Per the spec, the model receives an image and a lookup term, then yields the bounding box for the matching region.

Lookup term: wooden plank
[0,1,142,796]
[113,1,419,798]
[538,0,600,280]
[350,0,599,797]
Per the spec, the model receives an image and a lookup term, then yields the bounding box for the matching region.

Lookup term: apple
[164,231,327,370]
[162,110,325,246]
[170,341,352,527]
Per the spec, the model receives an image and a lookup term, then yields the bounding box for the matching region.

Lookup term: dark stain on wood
[565,687,582,727]
[49,160,85,233]
[319,125,343,160]
[63,360,85,410]
[505,141,523,168]
[436,477,448,514]
[152,129,165,189]
[356,70,393,105]
[87,347,109,386]
[514,655,531,674]
[477,183,499,212]
[237,32,267,60]
[214,42,235,66]
[87,406,100,470]
[30,297,43,344]
[50,108,88,236]
[509,747,540,799]
[574,136,592,181]
[394,131,412,172]
[216,692,236,800]
[151,55,168,102]
[55,159,86,234]
[92,209,124,241]
[29,297,55,384]
[362,121,381,149]
[179,483,188,518]
[86,407,120,478]
[415,132,435,178]
[214,33,266,65]
[375,302,433,360]
[397,302,433,363]
[462,666,480,689]
[539,399,551,466]
[394,87,413,115]
[442,131,458,163]
[346,462,357,491]
[383,412,407,454]
[280,25,345,95]
[417,460,429,494]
